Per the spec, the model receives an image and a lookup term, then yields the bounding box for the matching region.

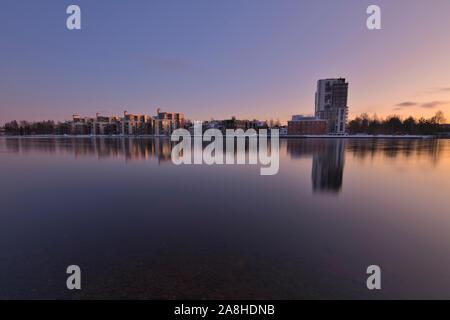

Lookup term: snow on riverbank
[0,134,442,139]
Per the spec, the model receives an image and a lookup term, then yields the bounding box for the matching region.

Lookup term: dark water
[1,137,449,299]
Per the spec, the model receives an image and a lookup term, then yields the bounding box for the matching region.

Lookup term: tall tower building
[315,78,348,134]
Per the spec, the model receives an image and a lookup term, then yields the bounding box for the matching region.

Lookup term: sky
[1,0,450,125]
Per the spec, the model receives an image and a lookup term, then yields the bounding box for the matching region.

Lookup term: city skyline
[1,0,450,125]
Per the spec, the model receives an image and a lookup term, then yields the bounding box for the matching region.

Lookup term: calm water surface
[1,137,450,299]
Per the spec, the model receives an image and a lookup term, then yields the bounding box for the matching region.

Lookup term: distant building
[287,115,328,135]
[155,108,184,135]
[120,111,154,135]
[217,118,268,133]
[187,118,267,135]
[56,121,71,135]
[94,113,121,135]
[71,115,93,135]
[67,108,184,136]
[315,78,348,134]
[223,117,249,131]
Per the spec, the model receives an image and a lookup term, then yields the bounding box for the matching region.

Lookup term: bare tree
[433,110,446,125]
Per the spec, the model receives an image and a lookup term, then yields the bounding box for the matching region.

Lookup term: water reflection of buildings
[4,137,173,165]
[312,140,345,193]
[286,139,345,193]
[345,139,443,167]
[3,137,444,185]
[286,138,445,194]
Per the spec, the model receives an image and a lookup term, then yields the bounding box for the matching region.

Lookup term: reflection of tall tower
[311,139,345,193]
[285,139,346,194]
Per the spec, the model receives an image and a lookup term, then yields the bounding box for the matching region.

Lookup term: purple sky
[1,0,450,124]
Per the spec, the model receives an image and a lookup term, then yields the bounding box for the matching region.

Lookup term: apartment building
[119,111,155,135]
[155,108,184,135]
[315,78,348,134]
[68,108,184,136]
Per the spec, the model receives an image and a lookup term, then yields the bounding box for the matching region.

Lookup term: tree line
[1,111,448,135]
[3,120,57,135]
[347,110,447,135]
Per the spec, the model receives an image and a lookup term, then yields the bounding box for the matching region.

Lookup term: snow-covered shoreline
[0,134,444,139]
[280,134,438,139]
